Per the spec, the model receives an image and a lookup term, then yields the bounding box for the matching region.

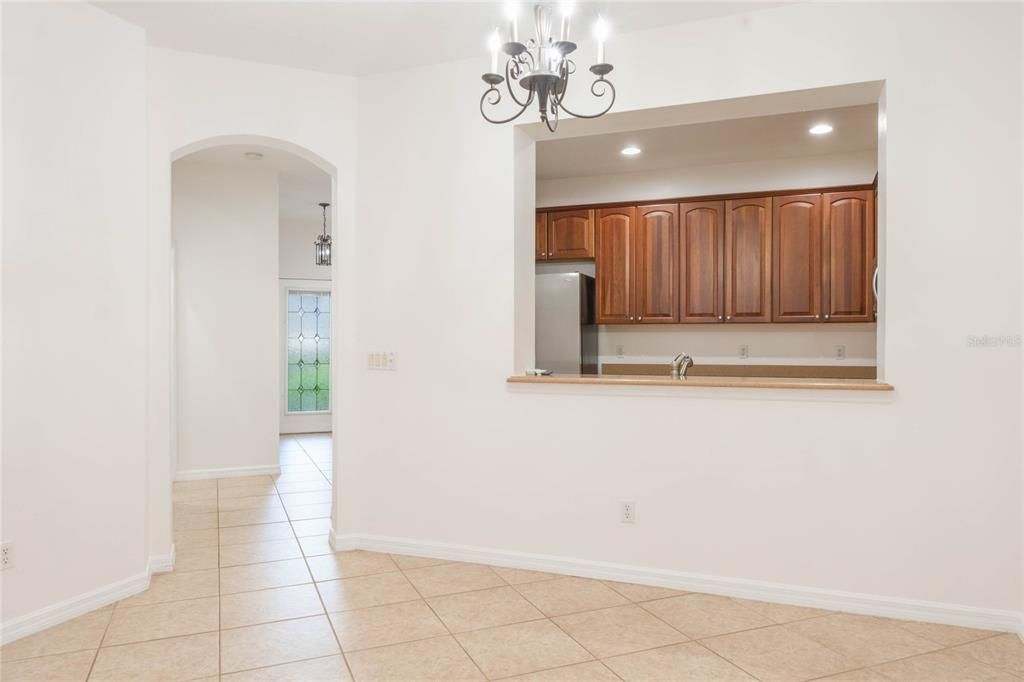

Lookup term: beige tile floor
[2,433,1022,681]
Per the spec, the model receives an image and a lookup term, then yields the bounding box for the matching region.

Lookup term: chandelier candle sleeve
[506,1,519,42]
[479,2,615,133]
[489,29,501,73]
[594,14,608,64]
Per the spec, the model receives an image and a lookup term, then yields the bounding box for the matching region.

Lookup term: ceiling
[96,1,781,76]
[536,104,878,180]
[176,144,331,225]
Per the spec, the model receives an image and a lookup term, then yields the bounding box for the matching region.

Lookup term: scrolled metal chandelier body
[480,3,615,133]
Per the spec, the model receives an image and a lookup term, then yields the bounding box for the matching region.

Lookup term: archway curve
[171,134,338,178]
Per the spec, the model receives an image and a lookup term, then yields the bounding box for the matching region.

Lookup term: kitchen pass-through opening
[525,86,884,385]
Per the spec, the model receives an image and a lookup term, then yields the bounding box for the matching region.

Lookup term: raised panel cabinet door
[548,208,595,260]
[595,207,635,324]
[536,212,548,260]
[822,190,874,322]
[679,201,724,323]
[725,198,772,323]
[636,204,678,323]
[772,193,822,322]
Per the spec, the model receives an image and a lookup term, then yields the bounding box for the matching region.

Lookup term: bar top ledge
[507,374,894,392]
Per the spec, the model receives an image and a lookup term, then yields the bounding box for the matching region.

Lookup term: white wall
[537,150,877,207]
[538,151,878,367]
[598,324,876,367]
[146,47,358,552]
[1,1,148,629]
[352,0,1022,626]
[173,160,280,475]
[280,218,332,282]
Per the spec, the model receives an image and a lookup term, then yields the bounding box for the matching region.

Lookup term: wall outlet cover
[620,501,636,524]
[1,542,13,570]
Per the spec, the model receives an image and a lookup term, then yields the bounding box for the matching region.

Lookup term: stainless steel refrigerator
[535,273,597,375]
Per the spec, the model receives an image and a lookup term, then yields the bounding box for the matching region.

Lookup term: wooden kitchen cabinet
[595,206,635,324]
[635,204,678,323]
[535,212,548,260]
[725,198,772,323]
[679,201,724,323]
[546,209,594,260]
[772,193,822,322]
[822,190,874,322]
[544,181,876,326]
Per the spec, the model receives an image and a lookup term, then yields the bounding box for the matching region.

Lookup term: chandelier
[480,3,615,132]
[315,202,331,267]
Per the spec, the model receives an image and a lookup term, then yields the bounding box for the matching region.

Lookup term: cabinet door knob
[726,315,731,320]
[815,314,820,320]
[638,316,643,321]
[548,251,553,256]
[718,315,723,321]
[825,313,830,320]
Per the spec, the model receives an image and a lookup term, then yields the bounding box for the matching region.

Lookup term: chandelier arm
[505,59,532,108]
[552,76,616,120]
[479,86,533,125]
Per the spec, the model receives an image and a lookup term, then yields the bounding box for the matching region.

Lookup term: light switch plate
[368,351,397,370]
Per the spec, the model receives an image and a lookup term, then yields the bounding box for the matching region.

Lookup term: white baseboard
[336,532,1022,636]
[0,547,176,646]
[328,527,357,552]
[148,544,176,574]
[175,464,280,481]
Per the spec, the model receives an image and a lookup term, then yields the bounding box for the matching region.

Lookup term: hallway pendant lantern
[479,2,615,133]
[315,202,331,267]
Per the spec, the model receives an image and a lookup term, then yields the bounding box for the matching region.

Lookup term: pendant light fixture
[315,202,331,267]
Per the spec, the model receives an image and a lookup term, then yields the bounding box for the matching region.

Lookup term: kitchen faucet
[671,353,693,379]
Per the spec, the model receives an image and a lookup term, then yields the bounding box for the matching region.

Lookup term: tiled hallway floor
[2,434,1022,681]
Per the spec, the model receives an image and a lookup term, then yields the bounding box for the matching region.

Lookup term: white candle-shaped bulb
[505,1,519,42]
[488,29,501,73]
[594,14,609,63]
[559,1,574,41]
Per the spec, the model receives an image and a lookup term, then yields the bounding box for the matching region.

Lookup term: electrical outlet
[1,542,13,570]
[620,501,636,524]
[739,344,749,360]
[835,344,846,361]
[615,345,624,358]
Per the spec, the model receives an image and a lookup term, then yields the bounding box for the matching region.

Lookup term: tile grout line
[394,561,492,681]
[690,639,767,682]
[84,607,115,680]
[799,629,1013,681]
[610,602,758,681]
[281,443,359,682]
[529,586,684,681]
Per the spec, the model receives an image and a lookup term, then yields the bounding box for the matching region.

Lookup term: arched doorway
[168,135,341,554]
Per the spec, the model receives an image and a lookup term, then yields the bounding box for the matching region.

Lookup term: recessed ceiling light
[621,145,642,156]
[244,151,264,160]
[809,123,833,135]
